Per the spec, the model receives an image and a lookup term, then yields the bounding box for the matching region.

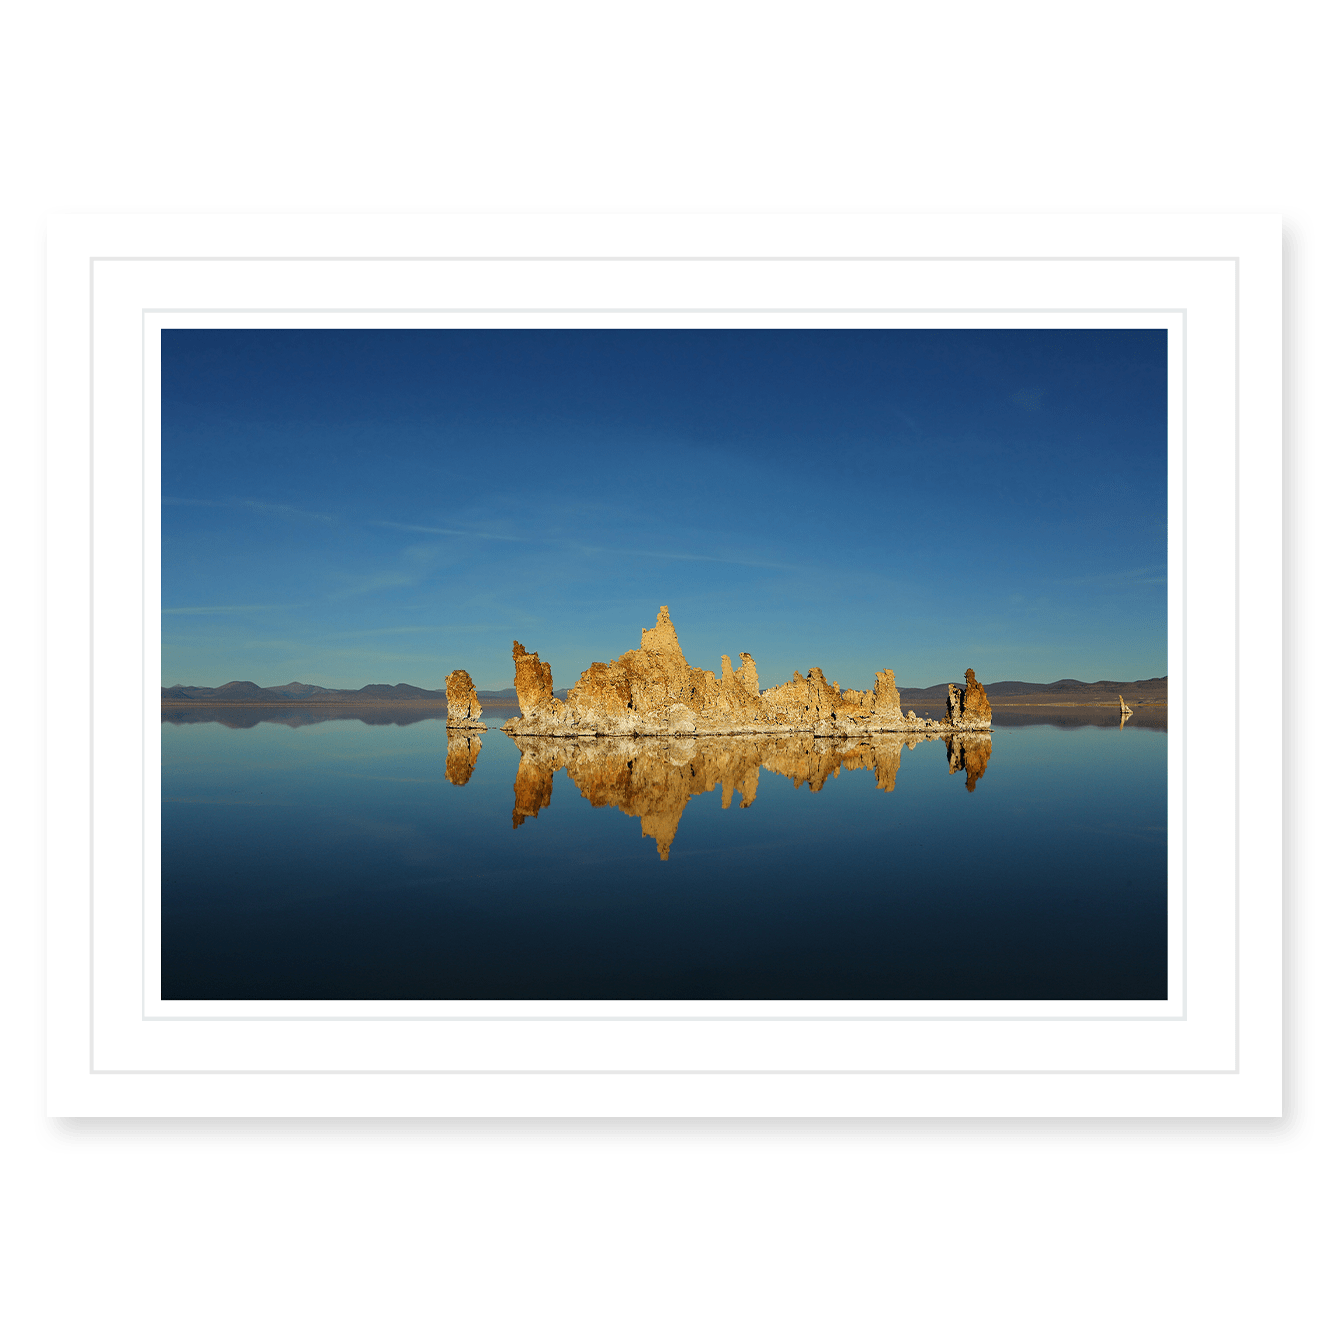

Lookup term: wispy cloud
[372,521,526,542]
[325,571,419,600]
[573,544,797,572]
[163,496,334,522]
[242,500,334,523]
[325,624,497,639]
[321,647,451,664]
[1051,566,1166,587]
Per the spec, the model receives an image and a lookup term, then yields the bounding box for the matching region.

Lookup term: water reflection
[947,733,992,791]
[509,731,992,860]
[446,733,483,786]
[160,705,453,730]
[989,708,1166,730]
[160,713,1168,999]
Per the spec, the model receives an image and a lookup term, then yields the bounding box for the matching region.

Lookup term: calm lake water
[160,709,1167,1000]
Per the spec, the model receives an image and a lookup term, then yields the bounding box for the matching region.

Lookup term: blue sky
[162,328,1167,691]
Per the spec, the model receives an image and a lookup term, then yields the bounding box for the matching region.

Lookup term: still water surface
[161,709,1167,1000]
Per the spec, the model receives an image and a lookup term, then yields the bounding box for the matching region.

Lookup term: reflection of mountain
[160,705,454,730]
[161,681,452,703]
[510,731,991,860]
[989,709,1167,731]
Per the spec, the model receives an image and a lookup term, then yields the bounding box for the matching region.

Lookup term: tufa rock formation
[445,669,485,728]
[503,606,992,739]
[945,668,992,730]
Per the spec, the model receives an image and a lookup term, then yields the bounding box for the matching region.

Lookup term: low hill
[161,680,450,703]
[161,681,571,704]
[898,677,1167,705]
[164,677,1160,707]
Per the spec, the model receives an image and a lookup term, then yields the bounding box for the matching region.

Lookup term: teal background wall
[7,5,1319,1324]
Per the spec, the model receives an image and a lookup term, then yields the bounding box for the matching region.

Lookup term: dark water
[160,710,1167,1000]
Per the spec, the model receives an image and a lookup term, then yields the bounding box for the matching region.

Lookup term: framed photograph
[46,213,1281,1116]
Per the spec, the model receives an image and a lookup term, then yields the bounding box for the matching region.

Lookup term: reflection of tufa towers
[445,733,482,786]
[1119,694,1133,730]
[946,733,992,792]
[508,730,991,860]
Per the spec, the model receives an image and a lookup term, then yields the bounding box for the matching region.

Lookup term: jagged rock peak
[962,668,992,726]
[946,668,992,729]
[512,640,555,711]
[873,669,904,722]
[736,652,759,695]
[511,641,578,731]
[641,605,687,663]
[445,669,485,728]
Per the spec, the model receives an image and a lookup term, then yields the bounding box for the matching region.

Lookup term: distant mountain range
[160,681,569,703]
[161,678,1164,706]
[898,677,1167,702]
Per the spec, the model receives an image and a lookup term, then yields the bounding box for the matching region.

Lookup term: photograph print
[160,327,1168,1002]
